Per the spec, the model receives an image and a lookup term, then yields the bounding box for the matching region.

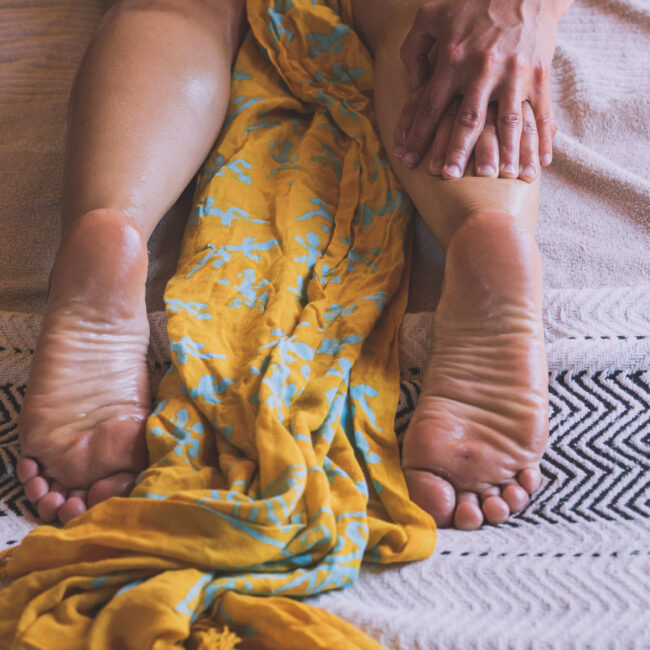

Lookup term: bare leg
[353,0,548,529]
[17,0,246,524]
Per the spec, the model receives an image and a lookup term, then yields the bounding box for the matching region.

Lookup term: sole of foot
[17,209,151,525]
[402,209,548,530]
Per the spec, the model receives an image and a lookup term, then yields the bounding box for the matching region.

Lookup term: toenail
[477,165,495,176]
[501,163,517,176]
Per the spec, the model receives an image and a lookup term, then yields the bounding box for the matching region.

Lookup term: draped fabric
[0,1,436,646]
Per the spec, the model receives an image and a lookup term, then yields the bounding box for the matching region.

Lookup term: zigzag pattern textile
[0,1,436,647]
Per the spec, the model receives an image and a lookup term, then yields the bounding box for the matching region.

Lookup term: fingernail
[501,163,517,176]
[404,152,419,167]
[430,158,444,174]
[395,146,405,157]
[444,163,461,178]
[477,165,495,177]
[541,154,552,166]
[522,165,536,179]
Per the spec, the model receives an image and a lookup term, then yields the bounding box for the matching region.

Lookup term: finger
[429,97,460,174]
[402,69,457,168]
[394,85,425,156]
[519,101,539,182]
[399,4,439,89]
[442,85,491,178]
[497,80,524,178]
[474,103,499,177]
[530,69,556,166]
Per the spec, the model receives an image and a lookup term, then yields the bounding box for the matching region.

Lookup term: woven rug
[1,287,649,648]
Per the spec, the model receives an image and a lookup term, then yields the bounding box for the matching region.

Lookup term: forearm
[62,0,246,238]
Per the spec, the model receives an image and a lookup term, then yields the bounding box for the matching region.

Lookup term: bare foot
[16,209,151,525]
[402,209,548,530]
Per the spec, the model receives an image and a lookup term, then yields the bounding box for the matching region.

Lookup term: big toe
[88,471,138,507]
[403,468,456,528]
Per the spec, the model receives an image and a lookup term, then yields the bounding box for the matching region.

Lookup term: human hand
[394,0,571,179]
[434,98,541,182]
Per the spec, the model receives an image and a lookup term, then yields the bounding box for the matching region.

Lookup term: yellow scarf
[0,1,435,646]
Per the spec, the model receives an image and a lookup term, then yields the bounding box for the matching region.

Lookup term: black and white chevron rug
[1,287,649,649]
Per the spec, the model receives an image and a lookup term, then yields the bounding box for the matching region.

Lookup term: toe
[501,483,529,513]
[88,472,137,507]
[517,467,542,494]
[16,457,39,483]
[403,468,456,528]
[58,497,88,525]
[24,476,49,503]
[454,492,484,530]
[481,495,509,525]
[37,491,66,523]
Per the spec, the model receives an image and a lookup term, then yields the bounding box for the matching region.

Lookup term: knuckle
[458,108,482,129]
[511,54,530,73]
[499,112,522,129]
[441,43,463,64]
[406,131,432,148]
[536,111,556,131]
[522,116,538,136]
[417,93,439,118]
[447,143,470,158]
[534,62,551,82]
[481,46,503,70]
